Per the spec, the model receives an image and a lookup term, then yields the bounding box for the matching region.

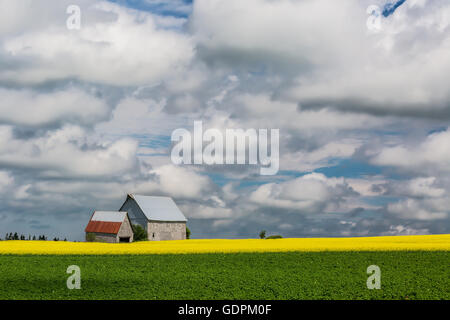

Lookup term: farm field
[0,234,449,254]
[0,251,448,300]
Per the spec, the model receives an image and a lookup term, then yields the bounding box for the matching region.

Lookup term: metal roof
[91,211,127,223]
[129,194,187,222]
[85,221,122,234]
[85,211,128,234]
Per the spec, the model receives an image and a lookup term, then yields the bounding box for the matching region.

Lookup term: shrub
[86,233,96,242]
[186,227,191,239]
[132,224,148,242]
[265,235,283,239]
[259,230,266,239]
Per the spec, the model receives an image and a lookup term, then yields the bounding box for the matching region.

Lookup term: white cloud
[0,171,13,192]
[396,177,445,198]
[381,225,430,236]
[249,173,354,213]
[371,129,450,173]
[96,97,193,136]
[191,0,450,117]
[281,140,361,172]
[148,164,213,199]
[0,125,139,178]
[0,87,109,127]
[1,2,194,86]
[346,177,387,197]
[180,203,233,219]
[387,198,448,220]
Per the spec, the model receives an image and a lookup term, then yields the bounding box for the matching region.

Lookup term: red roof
[85,221,122,234]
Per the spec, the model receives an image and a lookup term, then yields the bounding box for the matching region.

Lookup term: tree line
[1,233,67,241]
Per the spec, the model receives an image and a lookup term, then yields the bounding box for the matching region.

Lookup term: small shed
[119,194,187,241]
[85,211,134,243]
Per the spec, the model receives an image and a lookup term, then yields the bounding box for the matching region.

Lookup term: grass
[0,251,448,300]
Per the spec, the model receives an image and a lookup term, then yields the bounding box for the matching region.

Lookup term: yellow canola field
[0,234,449,255]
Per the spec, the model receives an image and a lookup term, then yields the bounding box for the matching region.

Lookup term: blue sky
[108,0,193,17]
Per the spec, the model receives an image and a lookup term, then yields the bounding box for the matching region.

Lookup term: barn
[85,211,134,243]
[119,194,187,241]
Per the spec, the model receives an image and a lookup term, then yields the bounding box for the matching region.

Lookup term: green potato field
[0,251,448,300]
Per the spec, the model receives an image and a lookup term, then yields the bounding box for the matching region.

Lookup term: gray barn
[85,211,134,243]
[119,194,187,241]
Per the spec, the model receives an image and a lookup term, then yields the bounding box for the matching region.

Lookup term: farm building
[119,194,187,241]
[85,211,134,243]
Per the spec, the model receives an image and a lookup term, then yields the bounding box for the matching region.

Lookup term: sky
[0,0,449,240]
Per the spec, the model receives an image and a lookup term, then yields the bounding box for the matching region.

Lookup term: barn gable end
[119,194,187,241]
[119,195,148,229]
[85,211,133,243]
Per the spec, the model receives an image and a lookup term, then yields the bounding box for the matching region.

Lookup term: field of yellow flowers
[0,234,448,255]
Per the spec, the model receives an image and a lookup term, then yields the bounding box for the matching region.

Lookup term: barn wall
[147,221,186,241]
[86,232,117,243]
[119,197,147,229]
[117,216,134,242]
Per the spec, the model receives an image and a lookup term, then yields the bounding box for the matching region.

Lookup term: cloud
[191,0,450,118]
[0,87,110,128]
[370,128,450,174]
[387,198,448,220]
[249,173,356,213]
[0,1,194,86]
[148,164,213,199]
[0,125,139,178]
[387,177,445,198]
[0,171,13,192]
[381,224,430,235]
[281,140,362,172]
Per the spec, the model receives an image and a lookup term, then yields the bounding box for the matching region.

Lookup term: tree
[186,226,191,239]
[13,232,19,240]
[86,233,96,242]
[132,224,148,242]
[259,230,266,239]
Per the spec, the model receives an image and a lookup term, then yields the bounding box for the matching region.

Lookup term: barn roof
[129,194,187,222]
[91,211,127,223]
[85,211,128,234]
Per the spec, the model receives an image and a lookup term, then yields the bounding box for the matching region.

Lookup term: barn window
[152,233,155,238]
